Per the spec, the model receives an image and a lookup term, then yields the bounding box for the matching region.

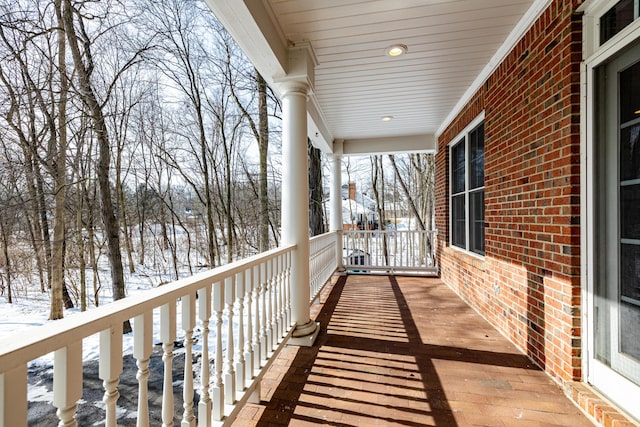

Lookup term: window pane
[470,190,485,255]
[452,194,466,248]
[620,124,640,181]
[600,0,635,45]
[621,243,640,301]
[470,123,485,190]
[620,60,640,125]
[452,140,465,194]
[621,184,640,240]
[621,243,640,362]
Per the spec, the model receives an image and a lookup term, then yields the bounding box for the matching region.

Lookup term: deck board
[236,274,593,426]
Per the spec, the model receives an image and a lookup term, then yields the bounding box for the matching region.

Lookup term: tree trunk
[85,182,100,307]
[34,163,52,287]
[50,0,68,320]
[389,154,426,231]
[257,71,270,251]
[0,221,12,304]
[117,169,135,274]
[160,203,170,251]
[61,238,74,309]
[62,0,129,331]
[21,197,46,293]
[308,140,324,236]
[77,182,87,311]
[371,156,389,265]
[223,137,234,264]
[167,192,180,280]
[137,190,146,265]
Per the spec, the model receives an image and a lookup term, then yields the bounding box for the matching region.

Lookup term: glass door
[592,40,640,420]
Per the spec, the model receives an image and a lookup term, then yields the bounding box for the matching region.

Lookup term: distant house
[325,182,378,230]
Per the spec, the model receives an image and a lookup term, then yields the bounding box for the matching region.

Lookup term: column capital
[274,79,310,98]
[273,42,317,97]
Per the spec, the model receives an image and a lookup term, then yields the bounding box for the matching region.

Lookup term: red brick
[435,0,582,385]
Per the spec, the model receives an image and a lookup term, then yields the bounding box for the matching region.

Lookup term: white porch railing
[0,232,341,427]
[309,231,339,301]
[2,245,296,427]
[343,229,438,275]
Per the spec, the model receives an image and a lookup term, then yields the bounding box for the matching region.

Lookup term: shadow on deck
[236,274,592,426]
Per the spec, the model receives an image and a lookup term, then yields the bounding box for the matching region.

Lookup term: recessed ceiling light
[635,109,640,115]
[385,44,407,57]
[381,116,394,122]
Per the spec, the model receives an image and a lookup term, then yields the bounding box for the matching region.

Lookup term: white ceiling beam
[342,134,436,156]
[202,0,288,81]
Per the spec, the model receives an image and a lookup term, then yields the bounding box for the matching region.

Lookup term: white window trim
[448,111,485,258]
[579,0,640,60]
[580,0,640,421]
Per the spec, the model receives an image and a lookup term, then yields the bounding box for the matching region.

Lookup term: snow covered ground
[0,265,191,361]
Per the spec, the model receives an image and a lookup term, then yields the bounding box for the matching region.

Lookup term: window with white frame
[450,117,485,256]
[600,0,640,44]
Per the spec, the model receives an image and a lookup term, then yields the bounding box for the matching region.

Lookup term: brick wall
[435,0,582,383]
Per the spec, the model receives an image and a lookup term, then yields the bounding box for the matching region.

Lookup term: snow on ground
[0,260,217,370]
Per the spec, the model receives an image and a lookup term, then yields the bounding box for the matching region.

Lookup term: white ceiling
[204,0,540,154]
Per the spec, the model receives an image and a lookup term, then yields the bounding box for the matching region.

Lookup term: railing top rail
[0,243,296,372]
[309,230,339,243]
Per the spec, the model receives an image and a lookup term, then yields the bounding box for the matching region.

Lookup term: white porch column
[280,80,318,343]
[329,152,344,272]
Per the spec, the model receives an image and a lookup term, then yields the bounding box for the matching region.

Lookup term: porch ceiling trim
[204,0,553,156]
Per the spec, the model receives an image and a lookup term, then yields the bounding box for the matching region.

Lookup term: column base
[287,321,320,347]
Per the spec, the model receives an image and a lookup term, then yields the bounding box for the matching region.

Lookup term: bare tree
[309,140,324,236]
[62,0,149,329]
[371,156,389,263]
[50,0,71,319]
[257,71,270,250]
[389,154,426,230]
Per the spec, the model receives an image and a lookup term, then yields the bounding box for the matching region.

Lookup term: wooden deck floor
[234,274,593,426]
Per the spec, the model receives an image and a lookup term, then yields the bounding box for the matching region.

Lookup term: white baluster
[280,254,287,337]
[99,327,123,427]
[224,276,236,404]
[234,271,246,392]
[53,341,82,427]
[270,258,279,348]
[211,282,224,421]
[277,254,285,339]
[134,312,153,427]
[259,262,268,362]
[243,268,254,382]
[160,303,176,427]
[279,254,287,338]
[252,265,262,371]
[0,364,27,426]
[197,285,212,427]
[181,294,196,427]
[264,259,273,353]
[285,251,292,329]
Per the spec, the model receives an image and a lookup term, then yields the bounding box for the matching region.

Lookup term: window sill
[443,245,486,272]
